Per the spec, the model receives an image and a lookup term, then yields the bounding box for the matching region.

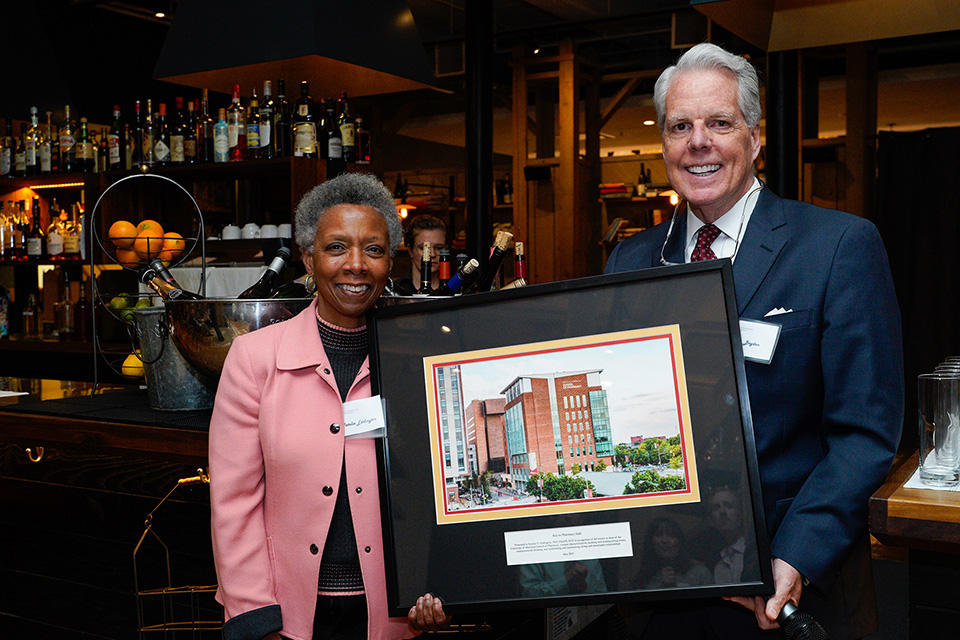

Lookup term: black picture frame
[369,261,772,615]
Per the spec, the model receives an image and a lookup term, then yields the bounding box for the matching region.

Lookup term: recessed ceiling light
[643,120,655,126]
[155,11,166,18]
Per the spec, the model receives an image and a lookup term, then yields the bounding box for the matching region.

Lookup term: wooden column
[845,42,878,219]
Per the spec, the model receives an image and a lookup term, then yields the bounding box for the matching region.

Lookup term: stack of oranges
[108,219,186,267]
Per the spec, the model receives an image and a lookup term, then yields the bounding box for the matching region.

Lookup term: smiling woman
[209,173,450,640]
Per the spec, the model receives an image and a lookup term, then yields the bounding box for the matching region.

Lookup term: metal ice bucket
[165,298,313,388]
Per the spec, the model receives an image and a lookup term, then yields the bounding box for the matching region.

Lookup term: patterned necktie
[691,223,721,262]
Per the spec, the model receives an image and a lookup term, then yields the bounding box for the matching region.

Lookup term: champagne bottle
[259,80,274,159]
[418,242,432,294]
[60,105,76,173]
[214,108,228,163]
[467,231,513,293]
[148,258,186,288]
[154,102,171,165]
[227,84,246,161]
[501,241,527,289]
[246,88,261,159]
[169,98,185,165]
[270,276,312,299]
[274,79,292,157]
[199,89,215,163]
[237,246,292,299]
[108,105,123,170]
[138,265,204,300]
[337,92,355,162]
[292,81,317,158]
[26,198,45,259]
[430,258,479,296]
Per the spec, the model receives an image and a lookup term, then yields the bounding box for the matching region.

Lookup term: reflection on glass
[637,517,711,589]
[518,559,608,597]
[703,486,759,583]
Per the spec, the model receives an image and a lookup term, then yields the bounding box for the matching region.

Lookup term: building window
[568,435,572,444]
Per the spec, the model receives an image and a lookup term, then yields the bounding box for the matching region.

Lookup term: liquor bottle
[123,124,133,169]
[75,118,96,172]
[108,105,123,170]
[142,99,156,167]
[323,99,341,161]
[73,272,92,342]
[502,174,513,205]
[466,231,513,293]
[15,123,28,177]
[169,98,186,165]
[97,127,108,172]
[54,270,74,339]
[199,89,215,162]
[214,108,229,163]
[431,258,480,296]
[138,265,204,300]
[183,100,197,163]
[46,198,64,260]
[0,121,13,177]
[274,79,292,157]
[0,203,8,259]
[437,249,451,289]
[60,105,76,173]
[292,81,317,158]
[26,107,40,176]
[355,114,371,164]
[418,242,433,294]
[154,102,171,165]
[237,246,292,299]
[337,92,355,162]
[130,100,143,167]
[15,201,28,259]
[501,241,527,289]
[246,88,261,159]
[39,112,53,173]
[62,203,81,257]
[259,80,274,159]
[26,198,45,259]
[22,292,41,337]
[227,84,246,161]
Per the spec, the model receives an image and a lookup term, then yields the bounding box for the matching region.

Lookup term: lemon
[121,353,144,378]
[108,295,130,311]
[134,298,153,309]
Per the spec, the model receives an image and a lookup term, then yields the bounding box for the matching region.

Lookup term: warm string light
[29,182,86,190]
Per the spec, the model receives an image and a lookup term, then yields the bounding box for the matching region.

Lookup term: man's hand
[408,593,451,632]
[724,558,803,630]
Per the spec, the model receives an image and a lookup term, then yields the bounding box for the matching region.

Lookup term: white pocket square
[764,307,793,317]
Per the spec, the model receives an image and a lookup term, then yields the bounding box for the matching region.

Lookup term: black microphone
[777,602,829,640]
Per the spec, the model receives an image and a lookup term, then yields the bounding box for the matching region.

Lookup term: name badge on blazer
[343,396,386,439]
[739,319,782,365]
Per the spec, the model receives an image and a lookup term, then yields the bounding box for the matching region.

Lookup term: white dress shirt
[684,178,763,262]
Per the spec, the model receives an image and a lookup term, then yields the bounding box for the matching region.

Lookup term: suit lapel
[732,188,787,315]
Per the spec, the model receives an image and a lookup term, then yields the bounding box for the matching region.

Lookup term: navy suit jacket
[606,187,903,637]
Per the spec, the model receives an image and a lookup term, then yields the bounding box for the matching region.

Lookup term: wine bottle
[142,99,156,167]
[323,99,341,161]
[227,84,246,161]
[337,92,355,162]
[60,105,76,173]
[108,105,123,170]
[138,265,204,300]
[437,249,451,289]
[270,275,313,299]
[129,100,143,167]
[431,258,480,296]
[246,88,261,159]
[15,123,27,177]
[73,272,92,342]
[355,114,371,164]
[292,81,317,158]
[39,111,53,174]
[97,126,108,172]
[25,107,40,176]
[63,203,81,257]
[259,80,274,159]
[169,98,185,165]
[214,108,228,163]
[184,100,197,164]
[154,102,171,165]
[274,79,292,157]
[418,242,433,294]
[500,241,527,289]
[467,231,513,293]
[26,198,45,259]
[199,89,215,163]
[237,246,292,299]
[45,198,63,260]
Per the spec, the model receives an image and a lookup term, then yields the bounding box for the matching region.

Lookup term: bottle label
[327,137,342,159]
[60,133,75,153]
[108,134,121,164]
[0,148,10,175]
[47,231,63,256]
[214,128,229,161]
[294,123,317,154]
[228,122,239,147]
[246,124,260,149]
[27,237,42,256]
[170,136,184,162]
[340,123,355,148]
[15,152,26,171]
[39,145,52,172]
[154,139,170,161]
[298,104,309,116]
[76,141,94,160]
[184,139,197,158]
[259,121,271,147]
[26,141,37,166]
[63,234,80,254]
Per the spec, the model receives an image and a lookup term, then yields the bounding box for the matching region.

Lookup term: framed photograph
[369,261,772,614]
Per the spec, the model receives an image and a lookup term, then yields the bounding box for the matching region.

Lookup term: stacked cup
[918,357,960,486]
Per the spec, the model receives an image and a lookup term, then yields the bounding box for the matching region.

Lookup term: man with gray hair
[607,43,903,639]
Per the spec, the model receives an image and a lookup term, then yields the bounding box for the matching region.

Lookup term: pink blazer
[209,299,414,640]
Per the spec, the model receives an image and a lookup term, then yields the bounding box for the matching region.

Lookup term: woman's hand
[408,593,451,632]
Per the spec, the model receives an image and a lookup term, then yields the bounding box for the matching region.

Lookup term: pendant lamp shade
[153,0,437,97]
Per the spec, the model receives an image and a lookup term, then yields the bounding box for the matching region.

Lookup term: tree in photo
[526,472,596,502]
[623,468,686,495]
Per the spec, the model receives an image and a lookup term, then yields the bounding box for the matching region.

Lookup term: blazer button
[364,546,371,553]
[322,485,334,496]
[323,368,331,374]
[355,486,362,493]
[310,544,319,555]
[330,423,341,434]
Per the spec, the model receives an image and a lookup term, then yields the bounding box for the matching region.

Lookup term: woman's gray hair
[653,42,762,131]
[294,173,404,255]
